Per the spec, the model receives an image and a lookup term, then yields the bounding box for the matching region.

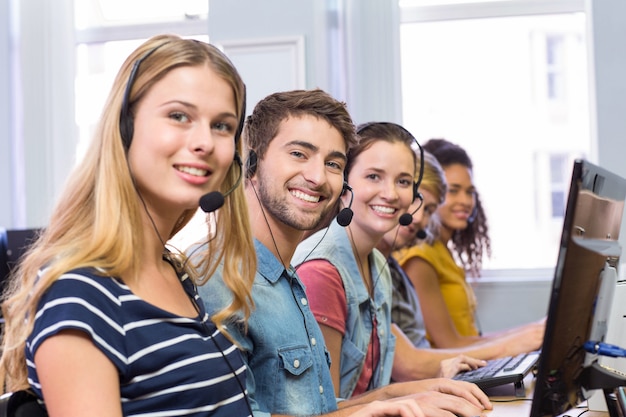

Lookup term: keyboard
[453,351,540,394]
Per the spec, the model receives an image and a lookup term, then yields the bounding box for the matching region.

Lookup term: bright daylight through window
[400,3,589,272]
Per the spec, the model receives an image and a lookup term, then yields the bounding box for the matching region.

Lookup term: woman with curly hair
[394,138,544,354]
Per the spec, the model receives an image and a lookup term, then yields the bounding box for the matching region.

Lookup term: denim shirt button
[311,337,317,346]
[300,297,308,306]
[379,328,385,336]
[294,359,300,368]
[319,385,324,394]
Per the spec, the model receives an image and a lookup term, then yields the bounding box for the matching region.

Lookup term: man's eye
[326,161,342,170]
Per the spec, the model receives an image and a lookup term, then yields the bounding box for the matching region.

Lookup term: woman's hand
[439,354,487,378]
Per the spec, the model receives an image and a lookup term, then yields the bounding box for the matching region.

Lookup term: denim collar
[254,238,295,284]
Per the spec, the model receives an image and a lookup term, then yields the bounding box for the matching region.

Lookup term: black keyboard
[453,351,540,394]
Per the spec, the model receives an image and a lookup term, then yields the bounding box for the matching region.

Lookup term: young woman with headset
[394,138,544,355]
[292,123,488,400]
[378,150,542,380]
[0,34,257,416]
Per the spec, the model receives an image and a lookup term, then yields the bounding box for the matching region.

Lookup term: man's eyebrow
[285,140,347,162]
[328,150,347,163]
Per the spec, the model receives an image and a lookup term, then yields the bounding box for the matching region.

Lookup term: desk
[482,374,609,417]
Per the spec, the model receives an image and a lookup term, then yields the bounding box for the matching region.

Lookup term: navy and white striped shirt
[26,267,251,417]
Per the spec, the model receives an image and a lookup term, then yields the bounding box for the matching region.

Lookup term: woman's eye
[399,178,412,187]
[170,112,189,123]
[214,122,234,133]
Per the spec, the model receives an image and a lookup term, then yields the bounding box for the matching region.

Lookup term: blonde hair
[418,151,447,244]
[0,34,256,391]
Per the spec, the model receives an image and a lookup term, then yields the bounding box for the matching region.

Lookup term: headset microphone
[416,229,427,240]
[398,212,413,227]
[398,192,424,226]
[336,182,354,227]
[199,153,243,213]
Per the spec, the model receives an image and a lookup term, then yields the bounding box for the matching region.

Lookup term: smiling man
[197,89,492,417]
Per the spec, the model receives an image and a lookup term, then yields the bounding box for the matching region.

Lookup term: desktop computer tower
[588,275,626,411]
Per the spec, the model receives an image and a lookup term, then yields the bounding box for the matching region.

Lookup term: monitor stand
[580,361,626,417]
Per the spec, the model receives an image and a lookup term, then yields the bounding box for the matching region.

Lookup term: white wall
[1,0,14,226]
[208,0,402,125]
[1,0,76,229]
[2,0,626,330]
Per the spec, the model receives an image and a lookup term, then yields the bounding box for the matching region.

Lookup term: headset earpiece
[119,43,170,150]
[120,109,135,150]
[246,150,258,178]
[341,181,350,195]
[119,41,247,152]
[337,182,354,227]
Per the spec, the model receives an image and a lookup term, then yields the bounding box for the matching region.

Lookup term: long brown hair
[423,138,491,277]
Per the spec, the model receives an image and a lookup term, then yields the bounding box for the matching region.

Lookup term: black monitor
[530,159,626,417]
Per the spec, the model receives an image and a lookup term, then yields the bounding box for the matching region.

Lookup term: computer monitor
[530,159,626,417]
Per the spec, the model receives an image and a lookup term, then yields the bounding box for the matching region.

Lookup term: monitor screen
[530,159,626,417]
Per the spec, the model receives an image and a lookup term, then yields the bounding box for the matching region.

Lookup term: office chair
[0,228,41,297]
[0,391,47,417]
[0,229,49,417]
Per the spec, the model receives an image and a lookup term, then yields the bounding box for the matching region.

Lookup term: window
[546,34,566,101]
[400,1,589,271]
[73,1,210,249]
[74,1,208,162]
[549,154,568,218]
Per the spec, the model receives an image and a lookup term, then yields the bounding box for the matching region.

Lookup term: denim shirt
[293,220,396,399]
[199,239,337,417]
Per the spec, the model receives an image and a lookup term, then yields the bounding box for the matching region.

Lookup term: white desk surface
[482,374,609,417]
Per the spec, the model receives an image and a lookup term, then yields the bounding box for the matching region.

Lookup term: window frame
[399,0,586,282]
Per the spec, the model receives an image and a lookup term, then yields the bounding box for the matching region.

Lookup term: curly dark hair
[423,138,491,277]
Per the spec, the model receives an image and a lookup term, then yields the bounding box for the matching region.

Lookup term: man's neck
[246,189,305,268]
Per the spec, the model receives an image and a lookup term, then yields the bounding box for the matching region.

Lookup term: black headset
[245,149,258,178]
[119,41,247,214]
[246,147,354,227]
[341,122,425,227]
[119,43,168,150]
[119,41,246,151]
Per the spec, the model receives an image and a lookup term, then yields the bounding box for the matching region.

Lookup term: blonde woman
[0,34,256,416]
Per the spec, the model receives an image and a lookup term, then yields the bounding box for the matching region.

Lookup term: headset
[119,43,169,149]
[245,149,258,179]
[247,147,354,228]
[336,182,354,227]
[340,122,425,227]
[118,41,246,213]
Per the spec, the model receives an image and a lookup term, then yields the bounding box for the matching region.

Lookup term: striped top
[26,267,251,417]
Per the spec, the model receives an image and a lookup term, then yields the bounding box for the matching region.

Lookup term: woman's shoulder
[394,240,441,266]
[41,267,130,305]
